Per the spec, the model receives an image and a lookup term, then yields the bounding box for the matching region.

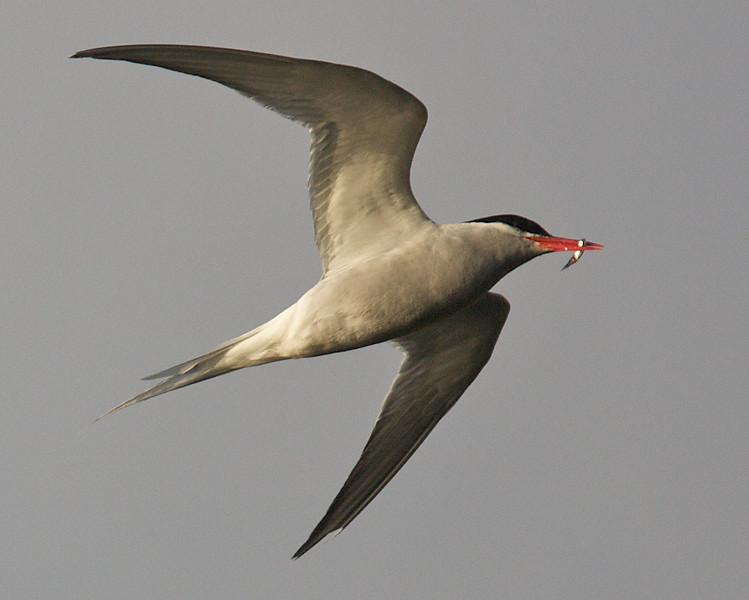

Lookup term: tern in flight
[73,45,603,557]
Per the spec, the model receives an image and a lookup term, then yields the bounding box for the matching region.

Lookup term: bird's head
[469,214,603,272]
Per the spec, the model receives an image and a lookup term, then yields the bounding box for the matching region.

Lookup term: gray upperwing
[72,45,431,274]
[293,292,511,558]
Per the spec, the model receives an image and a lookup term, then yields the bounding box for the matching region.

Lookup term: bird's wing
[72,45,432,274]
[293,292,511,558]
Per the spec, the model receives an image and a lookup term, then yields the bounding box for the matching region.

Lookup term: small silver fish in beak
[562,239,587,270]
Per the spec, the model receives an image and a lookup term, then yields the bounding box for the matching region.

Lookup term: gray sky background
[3,2,747,598]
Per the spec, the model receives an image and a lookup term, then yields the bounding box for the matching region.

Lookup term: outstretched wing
[294,292,511,558]
[72,44,432,273]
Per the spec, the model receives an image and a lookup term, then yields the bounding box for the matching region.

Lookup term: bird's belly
[278,243,498,358]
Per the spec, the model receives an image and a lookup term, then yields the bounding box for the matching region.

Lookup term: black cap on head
[467,214,550,237]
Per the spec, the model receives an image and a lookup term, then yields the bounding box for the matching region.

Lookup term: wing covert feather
[72,44,431,272]
[294,292,511,557]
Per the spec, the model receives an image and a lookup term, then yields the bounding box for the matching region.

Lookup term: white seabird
[72,45,603,557]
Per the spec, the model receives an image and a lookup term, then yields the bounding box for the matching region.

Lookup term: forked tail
[97,330,261,420]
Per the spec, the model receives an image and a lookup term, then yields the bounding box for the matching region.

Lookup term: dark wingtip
[70,46,124,60]
[70,47,106,59]
[291,535,317,560]
[293,520,340,558]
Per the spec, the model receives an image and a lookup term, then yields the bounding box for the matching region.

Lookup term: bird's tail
[97,329,264,420]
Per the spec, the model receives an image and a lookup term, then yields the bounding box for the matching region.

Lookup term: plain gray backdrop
[3,2,747,598]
